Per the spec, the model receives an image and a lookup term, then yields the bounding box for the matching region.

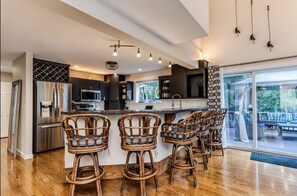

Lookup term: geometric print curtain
[207,65,221,109]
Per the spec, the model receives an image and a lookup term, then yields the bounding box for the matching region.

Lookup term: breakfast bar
[62,107,207,178]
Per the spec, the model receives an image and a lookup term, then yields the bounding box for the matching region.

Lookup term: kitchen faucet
[171,94,182,108]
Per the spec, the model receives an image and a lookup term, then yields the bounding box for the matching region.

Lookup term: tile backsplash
[126,99,207,110]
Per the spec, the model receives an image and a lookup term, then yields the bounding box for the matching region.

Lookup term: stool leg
[121,151,132,193]
[170,144,177,185]
[93,153,102,196]
[209,131,213,157]
[188,145,198,187]
[148,150,159,190]
[201,139,208,170]
[138,152,146,196]
[70,154,80,196]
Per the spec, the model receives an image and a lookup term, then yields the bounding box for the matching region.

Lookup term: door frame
[223,66,297,157]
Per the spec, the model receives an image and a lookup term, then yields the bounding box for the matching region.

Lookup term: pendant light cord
[267,5,273,51]
[234,0,240,35]
[267,6,272,42]
[235,0,238,27]
[250,0,256,42]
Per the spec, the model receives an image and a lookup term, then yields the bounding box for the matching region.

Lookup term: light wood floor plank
[1,138,297,196]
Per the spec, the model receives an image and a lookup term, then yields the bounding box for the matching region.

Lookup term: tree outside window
[136,80,159,103]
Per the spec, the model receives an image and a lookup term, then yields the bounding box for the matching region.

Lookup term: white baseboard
[17,149,33,160]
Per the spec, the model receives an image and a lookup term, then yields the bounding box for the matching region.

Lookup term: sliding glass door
[223,74,253,149]
[256,69,297,155]
[224,68,297,156]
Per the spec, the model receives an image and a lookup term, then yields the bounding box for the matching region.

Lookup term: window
[136,80,159,103]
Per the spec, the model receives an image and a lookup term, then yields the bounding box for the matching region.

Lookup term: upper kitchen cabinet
[69,77,80,101]
[186,60,208,98]
[170,64,187,98]
[100,81,110,101]
[104,74,125,101]
[159,75,171,99]
[79,79,100,90]
[119,81,133,101]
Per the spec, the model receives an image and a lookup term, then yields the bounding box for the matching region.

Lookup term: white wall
[12,52,33,159]
[200,0,297,66]
[1,72,13,82]
[1,82,12,138]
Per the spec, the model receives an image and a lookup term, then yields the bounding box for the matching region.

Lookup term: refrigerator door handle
[57,85,60,115]
[54,84,59,117]
[41,123,61,129]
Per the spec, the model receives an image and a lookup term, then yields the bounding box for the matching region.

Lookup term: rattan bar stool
[209,109,227,156]
[160,111,203,187]
[62,114,111,196]
[118,113,161,196]
[193,110,214,170]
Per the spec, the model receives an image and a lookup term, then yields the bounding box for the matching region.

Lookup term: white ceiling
[98,0,207,45]
[1,0,209,74]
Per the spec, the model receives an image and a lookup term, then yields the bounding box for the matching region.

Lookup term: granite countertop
[62,107,208,115]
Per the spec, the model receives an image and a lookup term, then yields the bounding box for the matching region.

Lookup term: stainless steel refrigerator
[33,81,72,153]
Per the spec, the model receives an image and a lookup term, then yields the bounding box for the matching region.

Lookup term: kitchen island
[62,107,207,179]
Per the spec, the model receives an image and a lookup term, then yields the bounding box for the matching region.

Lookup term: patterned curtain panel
[207,65,221,109]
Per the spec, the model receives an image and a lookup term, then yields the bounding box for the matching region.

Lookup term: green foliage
[257,89,280,112]
[138,81,159,102]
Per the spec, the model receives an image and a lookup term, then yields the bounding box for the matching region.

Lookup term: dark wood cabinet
[120,81,133,101]
[159,75,171,99]
[168,61,208,99]
[69,77,80,101]
[100,81,110,101]
[170,64,187,98]
[104,74,126,109]
[186,60,208,98]
[69,77,107,101]
[79,79,100,90]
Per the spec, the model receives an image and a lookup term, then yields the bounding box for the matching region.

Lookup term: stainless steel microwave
[80,89,101,102]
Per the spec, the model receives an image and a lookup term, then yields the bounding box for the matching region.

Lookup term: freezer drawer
[34,123,64,153]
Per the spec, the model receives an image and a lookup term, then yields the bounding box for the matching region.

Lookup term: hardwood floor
[1,138,297,196]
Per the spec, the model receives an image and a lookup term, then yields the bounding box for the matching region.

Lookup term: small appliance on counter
[74,102,96,111]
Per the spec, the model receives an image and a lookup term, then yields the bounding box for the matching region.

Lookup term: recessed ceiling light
[73,65,79,68]
[138,68,142,71]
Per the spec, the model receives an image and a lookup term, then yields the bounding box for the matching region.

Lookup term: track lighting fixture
[113,46,117,56]
[137,48,141,57]
[158,57,162,64]
[149,53,153,61]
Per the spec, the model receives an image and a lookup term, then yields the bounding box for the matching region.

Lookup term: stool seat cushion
[162,128,191,139]
[125,136,153,145]
[71,134,103,147]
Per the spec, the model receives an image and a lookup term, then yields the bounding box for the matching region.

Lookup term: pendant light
[158,57,162,64]
[136,48,141,57]
[168,61,172,68]
[149,53,153,61]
